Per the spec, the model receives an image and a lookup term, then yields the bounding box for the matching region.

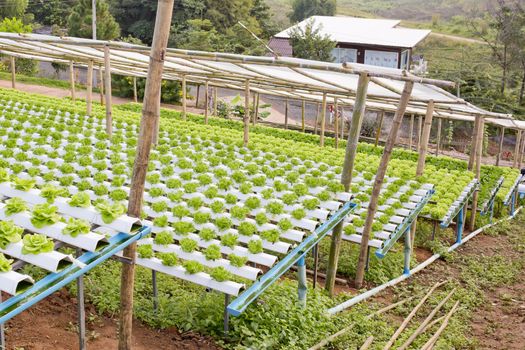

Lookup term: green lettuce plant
[204,244,222,260]
[199,228,216,241]
[180,237,198,253]
[247,239,263,254]
[22,234,54,255]
[183,260,204,274]
[154,231,173,246]
[0,253,13,272]
[95,201,126,224]
[158,252,178,266]
[69,192,91,208]
[229,254,248,268]
[4,197,28,216]
[210,266,232,282]
[63,218,91,237]
[14,177,36,191]
[31,203,60,228]
[0,221,23,249]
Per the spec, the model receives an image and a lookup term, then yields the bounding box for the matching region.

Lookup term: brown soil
[4,289,221,350]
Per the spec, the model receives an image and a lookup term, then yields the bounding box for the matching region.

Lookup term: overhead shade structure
[0,32,514,123]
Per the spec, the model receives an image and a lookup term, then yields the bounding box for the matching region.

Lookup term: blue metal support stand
[456,206,464,244]
[0,293,4,350]
[511,191,516,215]
[297,256,307,308]
[223,294,230,337]
[403,227,411,275]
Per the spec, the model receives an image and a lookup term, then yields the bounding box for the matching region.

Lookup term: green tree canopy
[288,0,336,23]
[28,0,70,27]
[0,17,31,33]
[289,19,336,62]
[68,0,120,40]
[0,0,28,19]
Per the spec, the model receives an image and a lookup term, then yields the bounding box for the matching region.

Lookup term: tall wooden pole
[99,66,104,105]
[496,127,504,166]
[251,93,256,125]
[468,116,481,171]
[320,93,327,147]
[341,107,345,140]
[314,102,320,134]
[119,1,175,349]
[416,101,435,176]
[469,116,484,230]
[519,132,525,169]
[86,60,93,116]
[104,45,112,136]
[374,111,384,147]
[409,114,414,150]
[10,56,15,89]
[301,99,306,132]
[254,93,259,125]
[334,98,339,149]
[514,130,522,168]
[204,81,209,124]
[284,98,289,129]
[181,75,187,120]
[417,115,423,153]
[355,81,414,289]
[325,72,370,295]
[435,117,442,155]
[133,76,138,103]
[195,84,200,107]
[69,61,76,102]
[213,87,218,117]
[244,80,250,147]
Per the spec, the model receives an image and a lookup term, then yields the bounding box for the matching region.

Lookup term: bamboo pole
[359,336,374,350]
[420,301,460,350]
[314,102,320,134]
[341,107,344,140]
[204,81,209,124]
[104,45,112,136]
[355,81,414,289]
[133,76,138,103]
[518,132,525,169]
[469,116,484,230]
[181,75,187,120]
[468,116,481,171]
[416,101,435,176]
[435,117,442,155]
[244,80,250,146]
[195,84,200,107]
[301,99,305,132]
[69,61,76,102]
[118,1,174,349]
[417,115,423,153]
[382,281,445,350]
[514,130,522,168]
[496,127,504,166]
[10,56,15,89]
[86,60,93,116]
[334,98,339,149]
[325,72,369,295]
[284,98,289,129]
[251,93,256,125]
[254,92,259,125]
[213,87,218,117]
[320,93,327,146]
[99,66,104,105]
[398,288,456,350]
[374,111,384,147]
[409,114,414,150]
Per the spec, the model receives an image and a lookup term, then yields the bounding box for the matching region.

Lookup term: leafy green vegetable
[220,233,238,248]
[204,244,222,260]
[41,184,65,203]
[248,239,263,254]
[183,260,204,274]
[68,192,91,208]
[0,221,23,249]
[199,228,216,241]
[158,252,178,266]
[22,234,54,255]
[14,177,36,191]
[0,253,13,272]
[154,231,173,246]
[237,222,257,236]
[180,238,198,253]
[210,266,232,282]
[137,244,154,259]
[260,229,280,243]
[30,203,60,228]
[4,197,28,216]
[173,221,195,235]
[215,217,233,231]
[63,218,91,237]
[95,202,126,224]
[229,254,248,267]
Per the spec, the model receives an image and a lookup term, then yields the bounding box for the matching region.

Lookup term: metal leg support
[403,229,411,275]
[76,249,86,350]
[152,270,158,313]
[312,244,319,289]
[456,206,464,244]
[297,256,307,308]
[223,294,230,337]
[0,293,4,350]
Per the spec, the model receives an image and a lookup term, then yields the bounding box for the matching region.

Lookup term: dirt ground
[4,289,221,350]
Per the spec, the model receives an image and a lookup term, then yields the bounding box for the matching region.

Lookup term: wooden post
[10,56,15,89]
[181,75,187,120]
[119,1,175,349]
[69,61,76,102]
[468,116,481,171]
[355,81,414,289]
[133,76,138,103]
[301,99,306,132]
[334,98,339,149]
[409,114,414,150]
[417,115,423,153]
[325,73,370,295]
[213,87,218,117]
[496,127,504,166]
[519,132,525,169]
[320,93,327,147]
[514,130,522,168]
[244,80,250,146]
[254,93,259,125]
[416,101,435,176]
[314,102,320,134]
[284,98,289,129]
[104,45,112,136]
[204,81,209,124]
[251,93,256,125]
[86,60,93,116]
[469,116,484,230]
[435,117,442,155]
[99,66,104,105]
[374,111,384,147]
[195,84,200,107]
[341,107,345,140]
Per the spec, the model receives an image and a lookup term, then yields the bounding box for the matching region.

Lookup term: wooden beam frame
[496,127,504,166]
[374,111,384,147]
[104,45,112,136]
[69,61,76,102]
[435,118,442,155]
[244,80,250,146]
[301,99,305,132]
[10,56,15,89]
[320,93,327,146]
[181,75,187,120]
[469,115,484,230]
[86,60,93,116]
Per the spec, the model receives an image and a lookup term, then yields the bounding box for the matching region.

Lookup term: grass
[0,71,91,91]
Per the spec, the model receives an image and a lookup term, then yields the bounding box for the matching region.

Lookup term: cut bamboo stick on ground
[307,297,413,350]
[359,336,374,350]
[398,288,456,350]
[382,281,446,350]
[421,301,460,350]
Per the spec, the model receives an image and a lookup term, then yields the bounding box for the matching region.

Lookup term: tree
[288,0,336,23]
[250,0,277,38]
[68,0,120,40]
[0,0,28,19]
[289,19,336,62]
[27,0,70,27]
[0,17,37,75]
